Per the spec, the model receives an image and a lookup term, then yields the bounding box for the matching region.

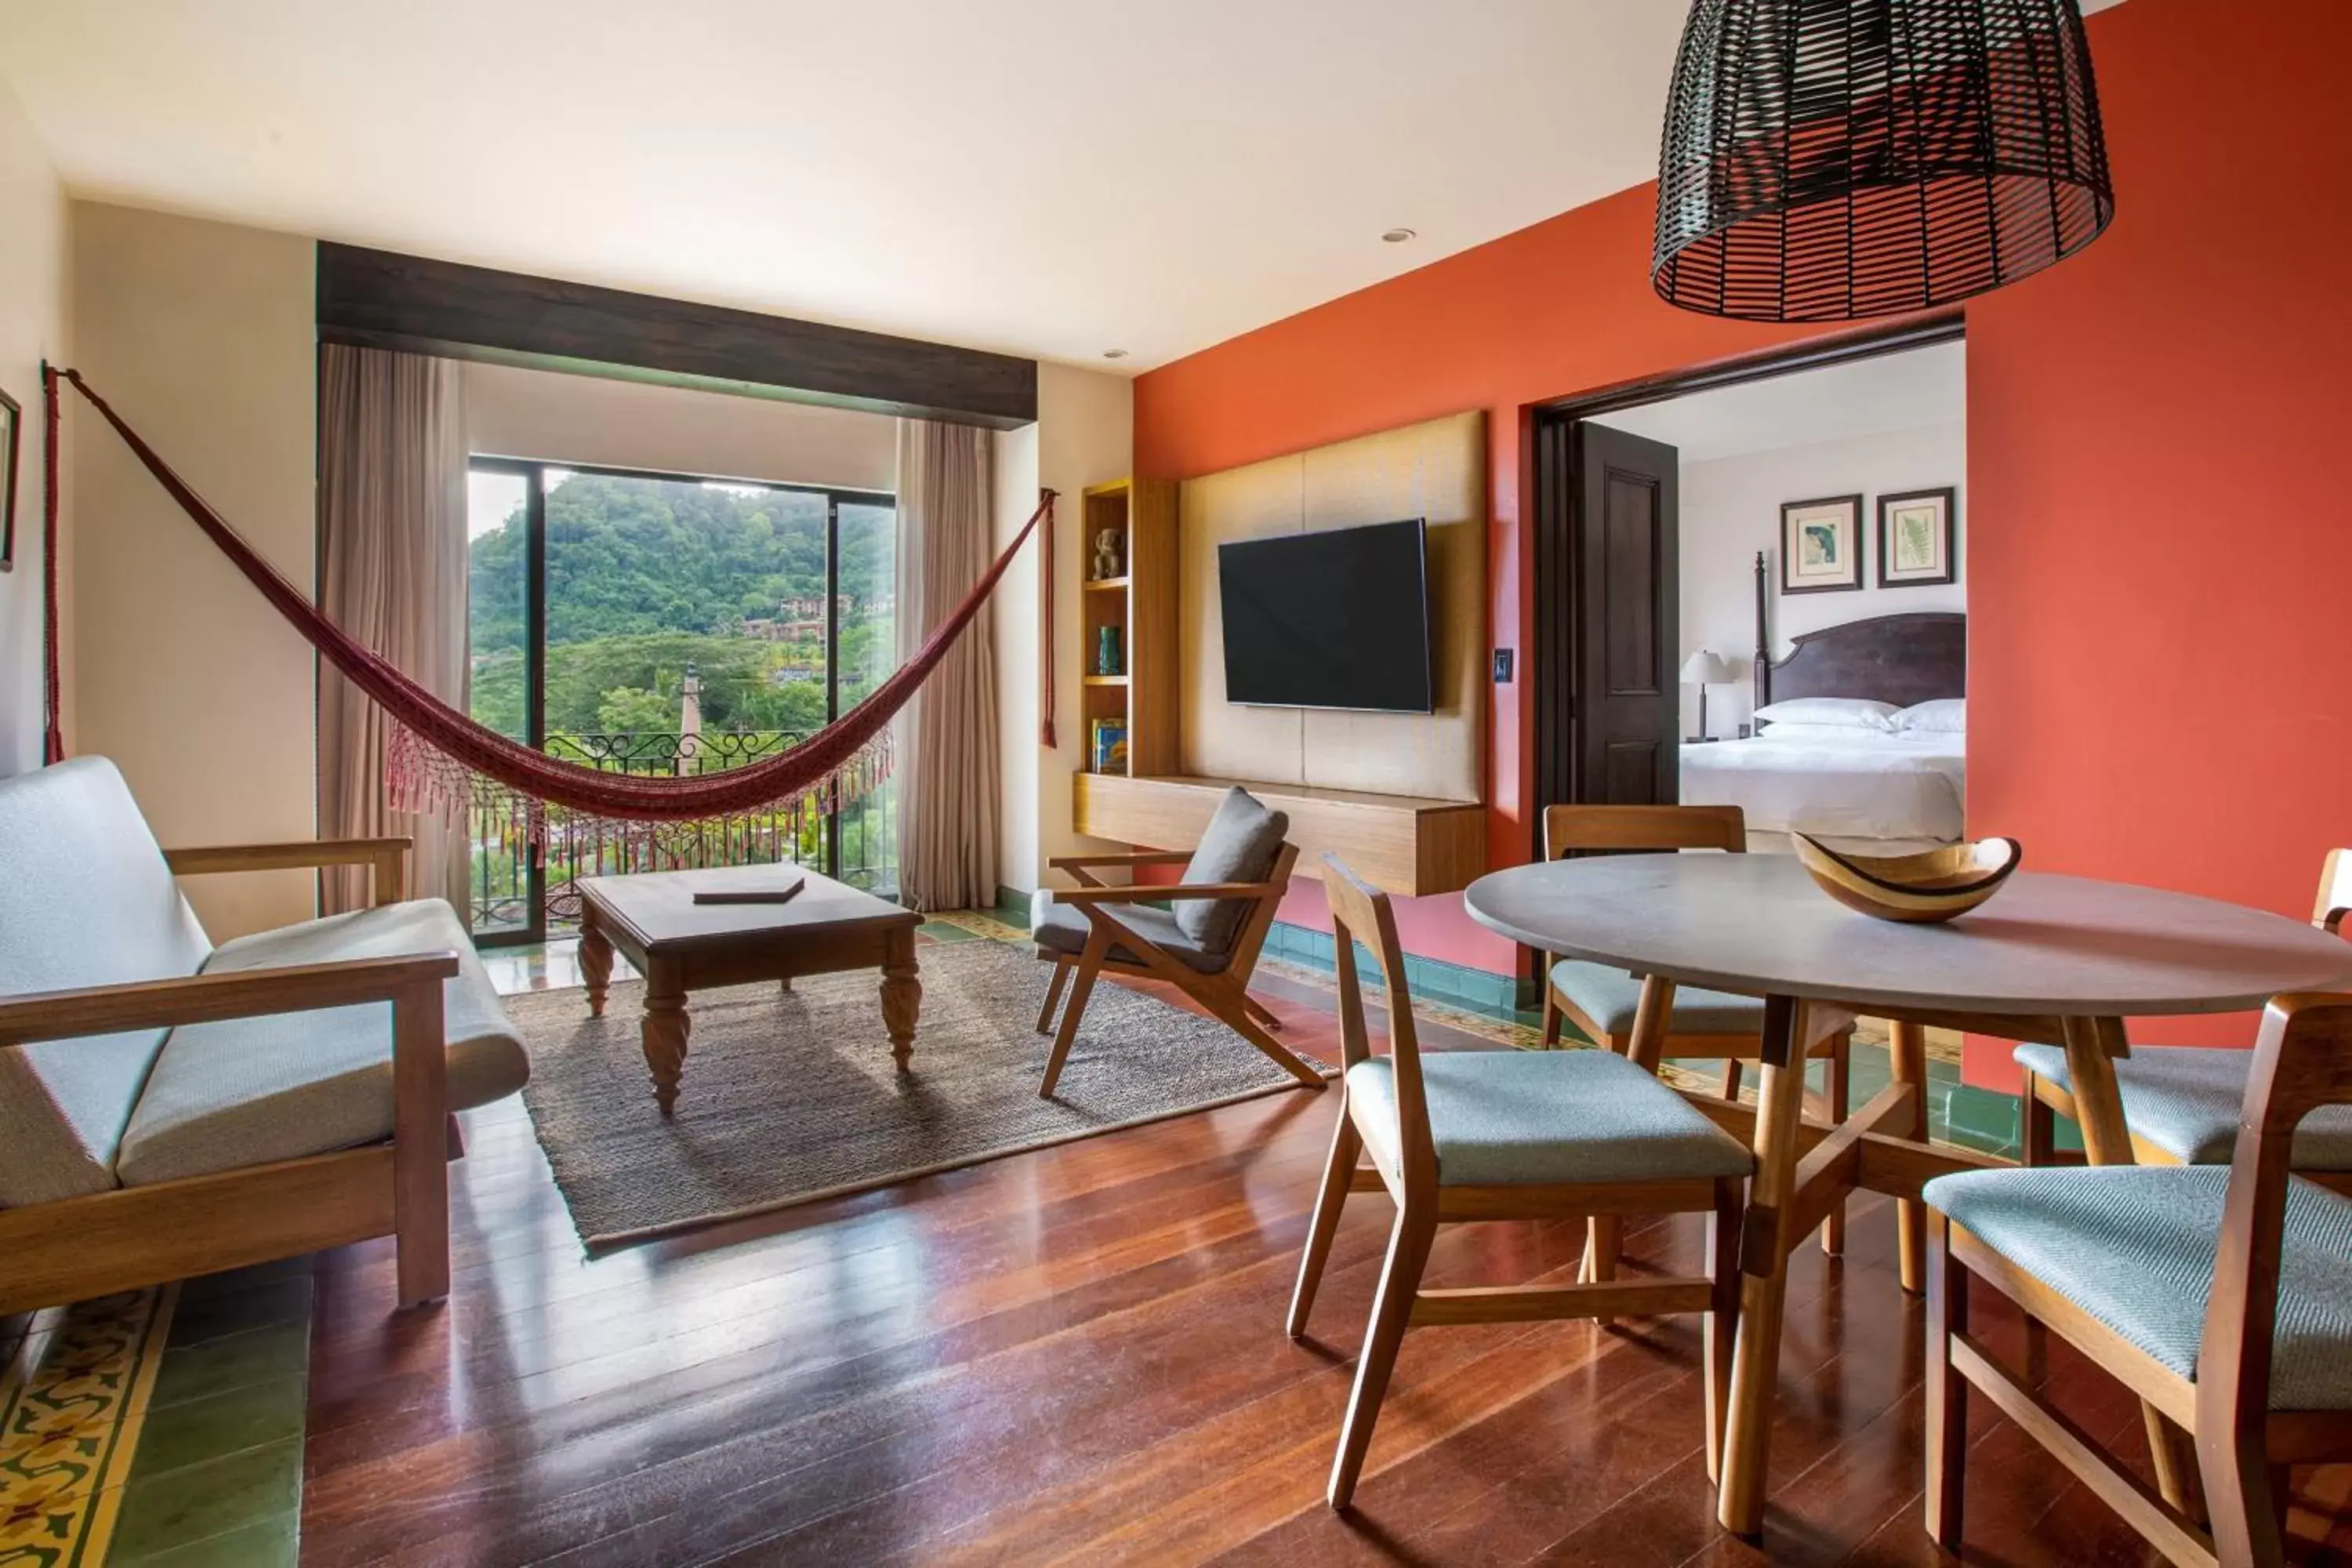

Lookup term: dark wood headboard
[1752,551,1965,710]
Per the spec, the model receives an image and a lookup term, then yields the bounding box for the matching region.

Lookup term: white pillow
[1750,721,1890,745]
[1893,699,1967,735]
[1753,697,1898,732]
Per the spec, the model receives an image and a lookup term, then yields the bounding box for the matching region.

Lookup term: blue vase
[1095,626,1122,677]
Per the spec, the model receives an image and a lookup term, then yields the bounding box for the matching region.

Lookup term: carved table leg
[880,927,922,1071]
[641,970,691,1117]
[579,908,614,1018]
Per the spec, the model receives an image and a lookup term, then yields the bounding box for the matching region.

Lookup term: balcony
[468,729,897,942]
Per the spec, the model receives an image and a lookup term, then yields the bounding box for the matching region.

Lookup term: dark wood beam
[315,243,1036,430]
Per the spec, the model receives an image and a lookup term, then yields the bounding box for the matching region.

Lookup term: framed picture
[0,384,19,573]
[1779,494,1863,594]
[1877,487,1958,587]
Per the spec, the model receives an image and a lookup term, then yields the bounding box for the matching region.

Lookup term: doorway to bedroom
[1532,318,1969,855]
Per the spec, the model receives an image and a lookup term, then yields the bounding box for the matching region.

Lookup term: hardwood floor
[299,968,2352,1565]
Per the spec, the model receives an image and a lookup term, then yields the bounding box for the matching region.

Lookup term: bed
[1679,554,1966,854]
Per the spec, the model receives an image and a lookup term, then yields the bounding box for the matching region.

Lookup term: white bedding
[1679,728,1966,844]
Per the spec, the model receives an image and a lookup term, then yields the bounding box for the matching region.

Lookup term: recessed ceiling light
[1102,348,1129,359]
[1381,228,1417,244]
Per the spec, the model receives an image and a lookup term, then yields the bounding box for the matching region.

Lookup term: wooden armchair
[1925,992,2352,1566]
[0,755,522,1316]
[1033,829,1319,1098]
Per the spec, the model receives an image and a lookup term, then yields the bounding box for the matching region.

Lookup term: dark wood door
[1572,421,1679,804]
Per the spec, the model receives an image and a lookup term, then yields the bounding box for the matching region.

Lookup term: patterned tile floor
[1,1261,308,1568]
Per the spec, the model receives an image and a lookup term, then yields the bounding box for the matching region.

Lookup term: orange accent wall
[1134,0,2352,1072]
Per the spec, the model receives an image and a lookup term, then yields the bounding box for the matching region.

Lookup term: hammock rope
[50,367,1053,839]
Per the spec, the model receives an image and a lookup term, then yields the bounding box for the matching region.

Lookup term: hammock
[49,367,1053,845]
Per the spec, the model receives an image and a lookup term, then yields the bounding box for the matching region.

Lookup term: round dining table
[1465,852,2352,1535]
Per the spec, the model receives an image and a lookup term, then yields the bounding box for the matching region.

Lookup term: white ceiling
[0,0,2132,376]
[1596,340,1965,464]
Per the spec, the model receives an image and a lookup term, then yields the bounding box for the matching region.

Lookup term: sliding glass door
[465,459,898,943]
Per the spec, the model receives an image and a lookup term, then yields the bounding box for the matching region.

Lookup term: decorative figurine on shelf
[1095,625,1123,677]
[1092,528,1124,580]
[1089,719,1129,775]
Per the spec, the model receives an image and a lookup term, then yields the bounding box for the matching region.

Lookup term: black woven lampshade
[1652,0,2115,323]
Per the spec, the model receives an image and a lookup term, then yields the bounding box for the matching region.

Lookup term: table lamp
[1679,650,1733,742]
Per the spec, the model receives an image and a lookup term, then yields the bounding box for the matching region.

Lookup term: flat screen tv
[1218,518,1434,713]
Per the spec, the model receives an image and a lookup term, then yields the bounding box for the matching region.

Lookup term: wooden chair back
[1322,852,1435,1189]
[2200,992,2352,1560]
[2314,848,2352,935]
[1223,841,1301,982]
[1542,804,1745,859]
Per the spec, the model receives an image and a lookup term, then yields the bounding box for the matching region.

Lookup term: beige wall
[990,361,1134,894]
[0,81,67,777]
[463,361,898,492]
[71,202,318,937]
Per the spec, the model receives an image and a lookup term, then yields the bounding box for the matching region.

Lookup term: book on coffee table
[691,875,806,906]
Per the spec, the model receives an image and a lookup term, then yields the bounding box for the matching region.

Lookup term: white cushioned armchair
[0,757,528,1313]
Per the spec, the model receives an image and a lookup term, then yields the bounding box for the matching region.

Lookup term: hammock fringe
[54,366,1050,830]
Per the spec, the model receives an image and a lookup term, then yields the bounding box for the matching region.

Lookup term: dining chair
[1288,851,1754,1509]
[1537,803,1853,1266]
[1924,991,2352,1568]
[1033,786,1318,1098]
[2015,849,2352,1189]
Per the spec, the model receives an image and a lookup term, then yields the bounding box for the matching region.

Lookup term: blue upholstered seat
[1346,1048,1755,1187]
[1548,959,1764,1038]
[1032,895,1225,974]
[1926,1167,2352,1410]
[2013,1042,2352,1169]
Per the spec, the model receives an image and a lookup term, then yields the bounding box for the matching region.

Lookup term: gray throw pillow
[1174,787,1290,954]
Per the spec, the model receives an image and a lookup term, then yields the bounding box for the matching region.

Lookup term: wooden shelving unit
[1074,773,1485,897]
[1076,478,1177,778]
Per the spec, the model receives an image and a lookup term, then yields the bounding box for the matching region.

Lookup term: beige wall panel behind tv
[1179,411,1486,803]
[1179,454,1307,785]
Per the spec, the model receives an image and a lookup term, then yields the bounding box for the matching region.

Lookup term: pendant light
[1652,0,2115,323]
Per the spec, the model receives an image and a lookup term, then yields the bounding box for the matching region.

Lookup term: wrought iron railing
[468,730,898,938]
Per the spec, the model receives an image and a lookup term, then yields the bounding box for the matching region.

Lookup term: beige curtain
[895,419,1000,912]
[318,345,470,914]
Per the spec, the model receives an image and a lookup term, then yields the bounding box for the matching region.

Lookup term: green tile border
[992,885,1033,928]
[106,1261,311,1568]
[1261,919,1527,1022]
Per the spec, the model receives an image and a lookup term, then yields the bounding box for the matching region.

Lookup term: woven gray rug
[508,938,1333,1247]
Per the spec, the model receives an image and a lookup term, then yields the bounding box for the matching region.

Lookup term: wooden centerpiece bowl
[1792,835,2023,924]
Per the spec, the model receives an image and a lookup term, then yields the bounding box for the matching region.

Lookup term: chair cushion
[1172,787,1288,955]
[2013,1042,2352,1169]
[1345,1048,1754,1187]
[1548,959,1765,1040]
[114,900,529,1187]
[1926,1167,2352,1410]
[0,757,213,1206]
[1032,894,1225,974]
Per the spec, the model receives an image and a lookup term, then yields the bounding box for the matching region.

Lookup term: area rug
[509,940,1334,1247]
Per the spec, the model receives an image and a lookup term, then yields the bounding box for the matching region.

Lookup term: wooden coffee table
[575,864,924,1116]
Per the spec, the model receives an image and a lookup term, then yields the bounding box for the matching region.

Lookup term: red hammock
[51,367,1051,836]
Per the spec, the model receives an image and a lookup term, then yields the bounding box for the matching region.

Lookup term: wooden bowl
[1792,836,2023,924]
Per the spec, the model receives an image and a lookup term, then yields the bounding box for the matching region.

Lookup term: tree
[594,685,678,735]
